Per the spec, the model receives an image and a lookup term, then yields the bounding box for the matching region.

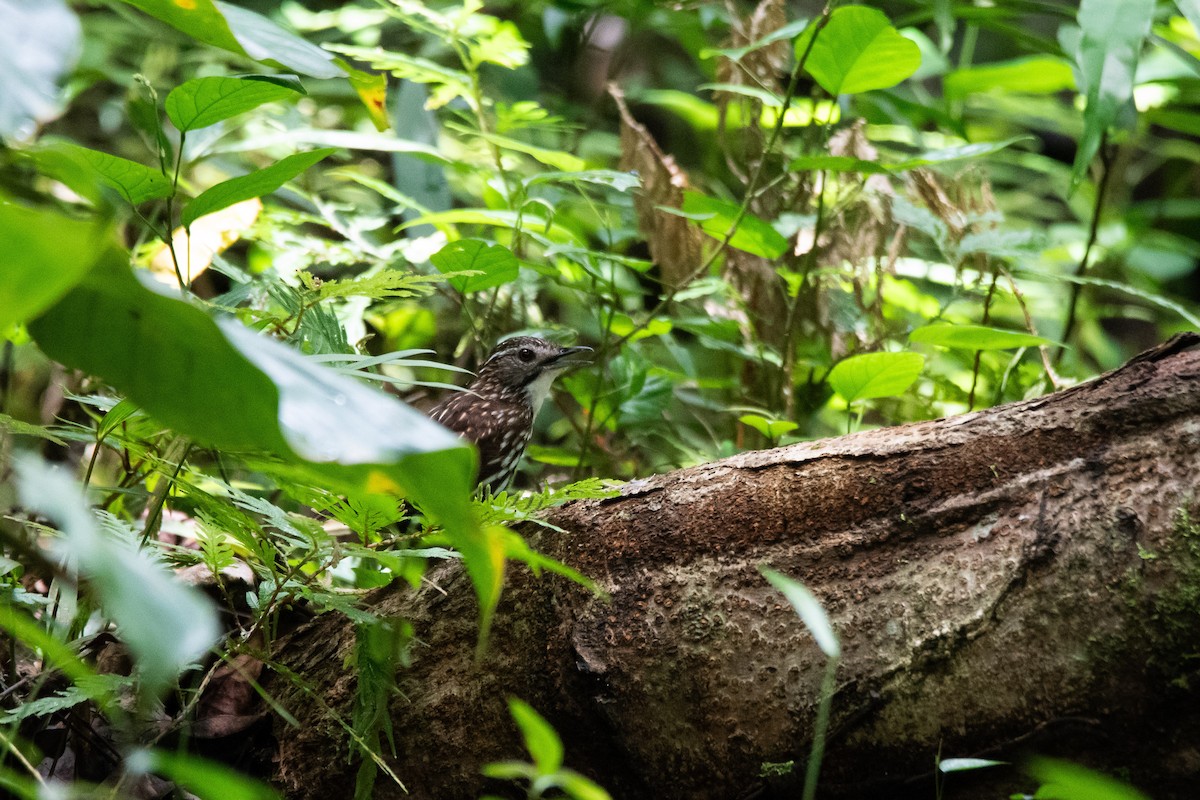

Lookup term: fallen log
[268,337,1200,799]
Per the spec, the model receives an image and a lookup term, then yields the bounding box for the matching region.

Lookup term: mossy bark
[268,341,1200,800]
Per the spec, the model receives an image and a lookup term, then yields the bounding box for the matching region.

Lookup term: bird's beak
[547,345,593,369]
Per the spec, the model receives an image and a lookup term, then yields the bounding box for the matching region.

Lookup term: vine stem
[1057,131,1114,365]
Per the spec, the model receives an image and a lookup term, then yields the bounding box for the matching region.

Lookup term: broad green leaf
[739,414,798,439]
[944,56,1076,100]
[430,239,520,294]
[796,5,921,95]
[1070,0,1154,190]
[128,750,279,800]
[15,456,220,698]
[680,191,789,259]
[507,698,563,775]
[0,200,110,331]
[120,0,245,57]
[216,1,340,79]
[36,141,172,205]
[166,76,302,133]
[909,323,1053,350]
[939,758,1007,773]
[182,149,334,228]
[1027,757,1149,800]
[27,250,476,536]
[760,567,840,659]
[0,0,80,139]
[827,351,924,404]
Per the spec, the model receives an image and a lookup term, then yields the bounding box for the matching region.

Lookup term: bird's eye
[518,348,535,362]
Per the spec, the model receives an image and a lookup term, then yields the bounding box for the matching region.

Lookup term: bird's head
[474,336,592,411]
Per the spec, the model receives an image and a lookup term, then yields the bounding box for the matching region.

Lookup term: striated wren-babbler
[429,336,591,492]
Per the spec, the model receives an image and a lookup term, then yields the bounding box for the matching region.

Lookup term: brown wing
[429,392,533,491]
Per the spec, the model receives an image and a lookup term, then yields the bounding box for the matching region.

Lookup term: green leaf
[0,0,80,139]
[939,758,1007,773]
[789,155,892,174]
[15,456,220,698]
[128,750,280,800]
[557,771,614,800]
[216,1,341,79]
[680,191,789,259]
[890,137,1033,170]
[27,250,475,536]
[166,75,302,133]
[944,56,1076,100]
[429,239,520,294]
[796,6,921,95]
[182,149,333,228]
[399,208,578,243]
[1070,0,1154,190]
[507,698,563,775]
[827,351,924,404]
[0,200,111,332]
[36,141,172,205]
[739,414,798,439]
[120,0,246,56]
[526,170,641,191]
[450,524,508,656]
[909,323,1053,350]
[465,130,585,172]
[760,567,840,659]
[1027,757,1150,800]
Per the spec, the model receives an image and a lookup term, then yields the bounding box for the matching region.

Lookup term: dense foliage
[1,0,1196,797]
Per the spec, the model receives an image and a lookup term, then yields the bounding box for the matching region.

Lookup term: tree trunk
[267,339,1200,800]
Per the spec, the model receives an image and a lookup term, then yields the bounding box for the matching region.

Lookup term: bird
[429,336,592,493]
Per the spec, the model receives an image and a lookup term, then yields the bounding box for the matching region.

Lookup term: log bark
[268,340,1200,800]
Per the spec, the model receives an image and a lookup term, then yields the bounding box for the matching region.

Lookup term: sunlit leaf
[150,198,262,285]
[760,567,840,659]
[182,148,333,228]
[739,414,798,439]
[166,75,302,133]
[828,351,924,404]
[909,323,1053,350]
[681,191,789,259]
[796,5,921,95]
[430,239,520,294]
